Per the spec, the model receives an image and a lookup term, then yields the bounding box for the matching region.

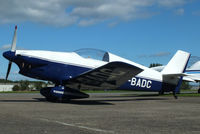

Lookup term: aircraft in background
[151,61,200,82]
[3,26,191,101]
[151,61,200,73]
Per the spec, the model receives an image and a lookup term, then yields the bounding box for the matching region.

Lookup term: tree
[0,79,14,83]
[181,81,191,90]
[149,63,163,68]
[34,82,45,90]
[19,80,30,91]
[12,85,20,91]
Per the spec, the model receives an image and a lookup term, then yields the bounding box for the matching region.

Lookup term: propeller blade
[5,25,18,81]
[6,61,12,80]
[11,25,17,52]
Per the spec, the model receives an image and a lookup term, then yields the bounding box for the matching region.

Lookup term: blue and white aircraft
[3,26,191,101]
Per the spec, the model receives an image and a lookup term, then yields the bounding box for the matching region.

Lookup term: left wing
[63,62,143,90]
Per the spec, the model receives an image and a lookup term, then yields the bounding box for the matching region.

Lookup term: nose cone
[3,51,16,61]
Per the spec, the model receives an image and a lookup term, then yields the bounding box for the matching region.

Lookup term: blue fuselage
[3,51,175,93]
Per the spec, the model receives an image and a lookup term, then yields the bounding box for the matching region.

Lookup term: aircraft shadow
[93,94,164,99]
[35,96,169,105]
[65,100,114,105]
[97,97,168,102]
[0,96,169,105]
[0,98,113,105]
[33,98,114,105]
[60,97,168,105]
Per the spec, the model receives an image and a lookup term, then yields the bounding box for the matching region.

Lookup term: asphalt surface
[0,93,200,134]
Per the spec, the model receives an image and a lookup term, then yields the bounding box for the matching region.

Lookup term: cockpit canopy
[74,48,109,62]
[74,48,134,65]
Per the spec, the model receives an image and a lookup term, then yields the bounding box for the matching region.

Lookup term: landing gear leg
[173,91,178,99]
[159,90,164,95]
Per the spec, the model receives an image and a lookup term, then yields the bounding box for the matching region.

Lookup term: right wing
[63,61,143,90]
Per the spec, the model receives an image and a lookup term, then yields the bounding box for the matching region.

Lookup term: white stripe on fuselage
[16,50,107,69]
[15,50,163,82]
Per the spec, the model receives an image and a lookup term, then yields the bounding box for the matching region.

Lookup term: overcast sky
[0,0,200,80]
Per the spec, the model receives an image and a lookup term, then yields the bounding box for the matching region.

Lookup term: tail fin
[161,50,190,96]
[161,50,190,75]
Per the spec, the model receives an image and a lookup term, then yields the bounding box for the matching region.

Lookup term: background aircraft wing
[63,62,143,90]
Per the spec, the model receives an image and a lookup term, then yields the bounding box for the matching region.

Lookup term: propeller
[5,25,17,80]
[6,61,12,80]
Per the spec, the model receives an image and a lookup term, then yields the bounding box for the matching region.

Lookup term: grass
[0,91,39,93]
[162,93,200,97]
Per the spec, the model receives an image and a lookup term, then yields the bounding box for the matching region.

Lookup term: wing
[63,61,143,90]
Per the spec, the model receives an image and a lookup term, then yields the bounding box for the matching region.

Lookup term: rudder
[161,50,190,75]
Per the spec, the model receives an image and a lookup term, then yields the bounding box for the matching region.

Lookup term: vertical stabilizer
[161,50,190,98]
[161,50,190,75]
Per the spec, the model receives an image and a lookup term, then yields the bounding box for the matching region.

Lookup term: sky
[0,0,200,80]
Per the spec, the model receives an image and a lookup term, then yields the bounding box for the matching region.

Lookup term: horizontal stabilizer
[185,74,200,82]
[63,62,143,90]
[164,73,200,82]
[163,73,188,78]
[182,77,196,82]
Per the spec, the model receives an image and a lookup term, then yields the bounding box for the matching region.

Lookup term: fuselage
[3,49,165,92]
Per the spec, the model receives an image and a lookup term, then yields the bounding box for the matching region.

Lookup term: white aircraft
[151,61,200,82]
[151,61,200,72]
[3,26,191,101]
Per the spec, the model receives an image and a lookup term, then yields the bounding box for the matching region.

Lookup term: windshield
[74,48,109,62]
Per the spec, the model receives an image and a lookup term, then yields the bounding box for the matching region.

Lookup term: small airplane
[151,61,200,82]
[3,26,191,101]
[151,61,200,73]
